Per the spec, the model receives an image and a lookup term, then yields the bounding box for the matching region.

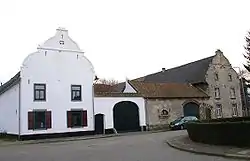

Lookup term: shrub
[202,116,250,123]
[187,121,250,147]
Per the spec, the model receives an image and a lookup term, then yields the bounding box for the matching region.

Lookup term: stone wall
[205,50,242,118]
[145,98,208,130]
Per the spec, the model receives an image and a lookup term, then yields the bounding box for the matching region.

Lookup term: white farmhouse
[0,28,96,140]
[0,28,242,140]
[0,28,148,140]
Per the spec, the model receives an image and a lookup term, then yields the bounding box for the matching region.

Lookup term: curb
[22,130,170,145]
[0,130,170,147]
[0,134,120,147]
[166,139,250,160]
[25,134,120,145]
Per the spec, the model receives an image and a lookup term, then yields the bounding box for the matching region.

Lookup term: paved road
[0,131,240,161]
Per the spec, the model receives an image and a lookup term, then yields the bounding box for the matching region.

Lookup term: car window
[189,117,197,121]
[183,117,190,121]
[184,116,197,121]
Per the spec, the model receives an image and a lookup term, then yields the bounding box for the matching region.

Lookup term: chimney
[162,68,166,72]
[55,27,69,40]
[215,49,223,55]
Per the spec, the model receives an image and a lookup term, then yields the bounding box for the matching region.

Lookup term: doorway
[95,114,104,134]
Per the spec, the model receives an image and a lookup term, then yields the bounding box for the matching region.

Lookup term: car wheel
[180,125,184,130]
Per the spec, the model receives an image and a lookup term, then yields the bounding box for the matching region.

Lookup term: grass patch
[0,133,18,141]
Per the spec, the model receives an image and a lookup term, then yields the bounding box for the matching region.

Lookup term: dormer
[123,79,137,93]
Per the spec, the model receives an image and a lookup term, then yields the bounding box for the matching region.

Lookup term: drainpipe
[144,98,149,131]
[241,78,247,116]
[92,84,95,133]
[233,67,247,116]
[18,81,21,141]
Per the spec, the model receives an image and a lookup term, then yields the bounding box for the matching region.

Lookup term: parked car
[169,116,198,130]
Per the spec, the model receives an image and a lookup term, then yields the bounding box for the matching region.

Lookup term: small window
[34,84,46,101]
[67,110,87,128]
[230,88,236,99]
[232,103,238,117]
[214,88,220,99]
[161,109,168,116]
[228,74,232,82]
[28,110,51,130]
[214,73,219,81]
[59,40,64,45]
[247,88,250,94]
[215,104,222,118]
[71,85,82,101]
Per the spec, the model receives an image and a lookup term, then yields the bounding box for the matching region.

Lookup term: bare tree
[244,31,250,72]
[94,78,119,85]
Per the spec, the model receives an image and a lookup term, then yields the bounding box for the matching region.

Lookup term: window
[214,73,219,81]
[247,88,250,95]
[71,85,82,101]
[59,40,64,45]
[28,110,51,130]
[232,103,238,117]
[228,74,232,81]
[159,109,169,119]
[214,88,220,99]
[215,104,222,118]
[34,84,46,101]
[184,116,198,121]
[230,88,236,99]
[161,109,169,116]
[67,110,87,128]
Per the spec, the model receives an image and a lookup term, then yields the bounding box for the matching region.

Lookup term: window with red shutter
[28,112,34,130]
[29,110,49,130]
[82,110,88,127]
[67,110,87,128]
[45,111,52,129]
[67,111,72,128]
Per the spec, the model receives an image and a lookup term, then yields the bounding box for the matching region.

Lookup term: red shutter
[67,111,72,128]
[45,111,52,129]
[82,110,88,127]
[28,112,34,130]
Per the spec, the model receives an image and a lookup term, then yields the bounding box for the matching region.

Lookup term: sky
[0,0,250,83]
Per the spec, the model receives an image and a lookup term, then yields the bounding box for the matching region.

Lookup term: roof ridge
[134,55,215,81]
[189,84,209,97]
[131,81,190,85]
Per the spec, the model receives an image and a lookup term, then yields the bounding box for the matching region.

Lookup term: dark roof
[129,81,209,98]
[135,55,215,84]
[94,84,119,93]
[112,82,126,92]
[0,72,21,95]
[95,80,208,98]
[94,92,142,97]
[94,83,140,97]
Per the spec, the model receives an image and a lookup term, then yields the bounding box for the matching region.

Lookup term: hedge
[186,120,250,147]
[201,116,250,123]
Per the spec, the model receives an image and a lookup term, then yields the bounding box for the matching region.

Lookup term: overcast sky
[0,0,249,83]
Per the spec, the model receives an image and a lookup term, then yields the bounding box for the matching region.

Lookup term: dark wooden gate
[95,114,104,134]
[183,102,200,118]
[113,101,140,133]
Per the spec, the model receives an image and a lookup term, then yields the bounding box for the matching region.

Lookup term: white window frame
[214,73,219,81]
[232,103,238,117]
[215,88,220,99]
[215,104,222,118]
[230,88,236,99]
[228,74,232,81]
